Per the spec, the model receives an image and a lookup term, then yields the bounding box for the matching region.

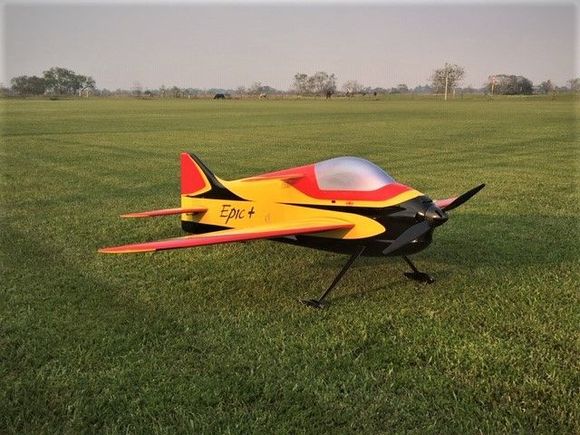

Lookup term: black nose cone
[424,205,448,226]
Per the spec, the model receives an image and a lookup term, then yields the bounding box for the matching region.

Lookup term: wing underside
[99,219,354,254]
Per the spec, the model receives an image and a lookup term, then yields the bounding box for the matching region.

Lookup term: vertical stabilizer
[180,153,212,195]
[180,152,242,200]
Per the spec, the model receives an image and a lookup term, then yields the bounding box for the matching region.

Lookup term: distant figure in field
[326,90,333,99]
[259,93,267,99]
[213,93,225,100]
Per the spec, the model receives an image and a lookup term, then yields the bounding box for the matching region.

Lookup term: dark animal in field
[213,93,225,99]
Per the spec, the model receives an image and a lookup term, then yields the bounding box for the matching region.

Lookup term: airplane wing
[121,207,207,218]
[99,219,354,254]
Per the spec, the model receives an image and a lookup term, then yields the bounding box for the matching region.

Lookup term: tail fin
[180,153,242,200]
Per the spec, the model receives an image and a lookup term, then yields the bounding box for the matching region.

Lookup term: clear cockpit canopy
[314,157,395,191]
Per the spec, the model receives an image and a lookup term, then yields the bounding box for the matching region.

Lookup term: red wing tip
[99,246,156,254]
[120,212,149,218]
[120,207,207,218]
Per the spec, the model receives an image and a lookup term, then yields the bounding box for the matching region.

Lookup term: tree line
[9,67,95,97]
[5,64,579,98]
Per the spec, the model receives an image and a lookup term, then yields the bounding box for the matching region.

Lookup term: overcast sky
[2,1,577,90]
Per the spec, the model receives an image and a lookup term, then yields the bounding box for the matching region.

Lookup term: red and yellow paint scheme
[100,153,484,307]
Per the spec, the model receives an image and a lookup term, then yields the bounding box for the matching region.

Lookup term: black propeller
[382,184,485,256]
[382,221,431,255]
[440,183,485,211]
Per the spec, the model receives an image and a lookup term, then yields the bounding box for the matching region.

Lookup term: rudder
[180,153,242,200]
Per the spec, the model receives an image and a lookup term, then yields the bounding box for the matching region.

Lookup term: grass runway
[1,96,578,432]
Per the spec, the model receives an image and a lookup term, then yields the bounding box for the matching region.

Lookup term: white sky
[1,0,578,89]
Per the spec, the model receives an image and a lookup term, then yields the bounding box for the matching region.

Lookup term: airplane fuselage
[181,192,438,257]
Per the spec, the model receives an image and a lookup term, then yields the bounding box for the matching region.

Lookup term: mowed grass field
[1,96,578,433]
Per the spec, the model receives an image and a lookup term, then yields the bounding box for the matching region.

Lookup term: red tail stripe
[181,153,208,194]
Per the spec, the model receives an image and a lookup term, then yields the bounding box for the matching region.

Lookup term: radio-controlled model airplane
[100,153,484,308]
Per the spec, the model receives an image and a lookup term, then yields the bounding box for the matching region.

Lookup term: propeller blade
[442,184,485,211]
[382,221,431,256]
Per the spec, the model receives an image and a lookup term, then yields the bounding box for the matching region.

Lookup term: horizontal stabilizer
[99,220,353,254]
[121,207,207,218]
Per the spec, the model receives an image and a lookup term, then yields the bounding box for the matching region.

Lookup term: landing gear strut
[403,256,435,284]
[301,246,366,309]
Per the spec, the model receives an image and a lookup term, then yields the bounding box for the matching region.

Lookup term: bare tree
[431,63,465,100]
[235,86,247,97]
[311,71,336,96]
[293,72,336,96]
[293,73,309,94]
[249,81,262,95]
[342,80,364,95]
[539,80,554,94]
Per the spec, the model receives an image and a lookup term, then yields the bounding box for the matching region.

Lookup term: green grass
[1,96,578,433]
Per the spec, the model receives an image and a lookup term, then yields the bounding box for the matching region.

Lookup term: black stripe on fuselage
[281,195,432,219]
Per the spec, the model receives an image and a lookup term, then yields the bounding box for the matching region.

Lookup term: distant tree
[0,82,10,97]
[41,67,95,96]
[169,86,181,98]
[43,67,73,95]
[413,84,433,94]
[431,63,465,99]
[293,73,310,95]
[486,75,533,95]
[539,80,554,94]
[235,86,247,97]
[461,85,480,94]
[390,84,409,94]
[396,83,409,93]
[568,78,580,92]
[249,82,278,96]
[249,81,262,95]
[369,87,388,95]
[10,75,47,96]
[78,76,95,96]
[293,72,336,96]
[131,81,143,97]
[342,80,364,95]
[187,88,203,97]
[311,71,336,96]
[554,85,568,93]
